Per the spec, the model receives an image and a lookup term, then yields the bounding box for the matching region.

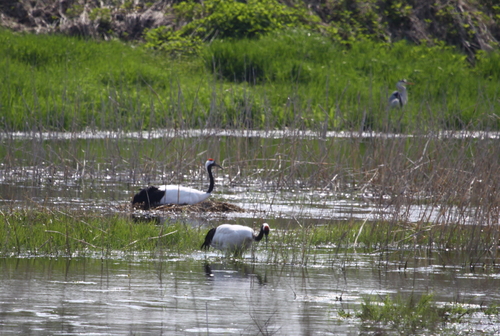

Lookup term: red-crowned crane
[389,79,413,108]
[132,158,222,209]
[201,223,270,257]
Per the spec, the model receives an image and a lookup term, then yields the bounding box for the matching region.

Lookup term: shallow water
[1,130,500,334]
[0,130,489,225]
[1,253,500,335]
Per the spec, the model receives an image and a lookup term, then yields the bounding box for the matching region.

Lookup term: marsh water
[2,253,500,335]
[1,129,500,335]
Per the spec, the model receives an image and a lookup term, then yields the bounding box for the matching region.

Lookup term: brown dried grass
[127,200,245,213]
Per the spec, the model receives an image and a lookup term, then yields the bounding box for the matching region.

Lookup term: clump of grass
[0,209,204,256]
[355,293,497,334]
[255,215,500,265]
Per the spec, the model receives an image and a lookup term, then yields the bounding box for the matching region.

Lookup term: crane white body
[210,224,256,251]
[201,223,270,256]
[132,158,221,209]
[389,79,412,108]
[157,185,212,205]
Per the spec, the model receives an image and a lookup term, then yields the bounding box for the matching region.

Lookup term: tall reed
[2,129,499,256]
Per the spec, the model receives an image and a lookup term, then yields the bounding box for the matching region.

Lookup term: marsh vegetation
[1,130,500,334]
[1,0,500,333]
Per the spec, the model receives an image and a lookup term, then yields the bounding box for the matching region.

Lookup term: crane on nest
[132,158,222,209]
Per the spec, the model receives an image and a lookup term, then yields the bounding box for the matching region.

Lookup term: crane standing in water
[201,223,270,257]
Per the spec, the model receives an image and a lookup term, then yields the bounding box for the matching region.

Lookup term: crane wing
[212,224,254,251]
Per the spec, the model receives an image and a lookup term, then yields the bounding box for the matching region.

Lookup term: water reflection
[2,130,500,334]
[1,129,498,226]
[1,255,500,335]
[204,261,267,286]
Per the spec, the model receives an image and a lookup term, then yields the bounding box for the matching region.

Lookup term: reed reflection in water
[2,253,500,335]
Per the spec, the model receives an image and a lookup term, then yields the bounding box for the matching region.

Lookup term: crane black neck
[206,164,215,194]
[254,226,267,241]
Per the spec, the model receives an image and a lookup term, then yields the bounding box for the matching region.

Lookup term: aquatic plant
[0,209,198,256]
[1,208,498,270]
[1,123,500,266]
[356,293,500,334]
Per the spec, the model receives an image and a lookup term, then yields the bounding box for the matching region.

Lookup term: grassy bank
[1,29,499,132]
[1,209,498,266]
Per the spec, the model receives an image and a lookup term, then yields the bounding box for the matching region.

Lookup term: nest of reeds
[127,199,244,213]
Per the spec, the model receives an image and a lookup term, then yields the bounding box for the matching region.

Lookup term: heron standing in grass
[389,79,413,108]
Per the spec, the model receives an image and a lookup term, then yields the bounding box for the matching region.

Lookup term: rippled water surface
[2,254,500,335]
[1,130,500,334]
[2,129,493,223]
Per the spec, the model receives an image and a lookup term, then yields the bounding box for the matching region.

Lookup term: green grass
[0,209,198,256]
[0,29,208,131]
[206,30,500,131]
[357,293,481,334]
[1,28,500,132]
[356,293,500,335]
[1,210,498,266]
